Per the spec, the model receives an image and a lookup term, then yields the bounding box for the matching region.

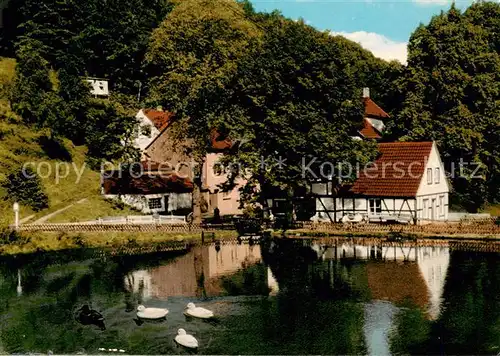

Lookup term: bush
[0,228,30,245]
[234,217,262,236]
[2,166,49,211]
[38,135,72,161]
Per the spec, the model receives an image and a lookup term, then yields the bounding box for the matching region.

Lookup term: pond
[0,238,499,355]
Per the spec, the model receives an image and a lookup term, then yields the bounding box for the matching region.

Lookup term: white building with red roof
[312,89,449,223]
[132,108,173,154]
[313,141,449,223]
[354,87,389,140]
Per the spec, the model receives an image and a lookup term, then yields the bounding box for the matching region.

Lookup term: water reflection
[16,269,22,296]
[309,242,450,319]
[124,244,262,299]
[0,240,497,355]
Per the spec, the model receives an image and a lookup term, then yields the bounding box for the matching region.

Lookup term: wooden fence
[291,219,500,236]
[15,222,235,233]
[13,218,499,236]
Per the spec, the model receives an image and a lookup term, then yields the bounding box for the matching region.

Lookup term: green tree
[144,0,262,223]
[2,166,49,211]
[396,2,500,211]
[219,15,377,209]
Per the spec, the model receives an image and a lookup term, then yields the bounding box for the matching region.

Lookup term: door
[164,195,169,213]
[431,198,436,220]
[423,199,428,219]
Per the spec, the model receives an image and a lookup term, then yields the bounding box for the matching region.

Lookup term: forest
[0,0,498,213]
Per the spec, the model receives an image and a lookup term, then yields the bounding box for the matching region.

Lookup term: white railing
[159,215,187,223]
[96,214,186,224]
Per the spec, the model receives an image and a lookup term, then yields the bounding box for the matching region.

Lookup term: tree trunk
[192,156,205,225]
[192,180,202,224]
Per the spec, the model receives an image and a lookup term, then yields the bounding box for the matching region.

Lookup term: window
[141,125,152,137]
[439,195,445,215]
[435,167,440,184]
[423,199,428,218]
[427,168,433,184]
[148,198,162,210]
[222,189,231,200]
[213,164,224,176]
[369,199,382,215]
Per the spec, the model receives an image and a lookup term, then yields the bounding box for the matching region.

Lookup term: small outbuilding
[101,163,193,214]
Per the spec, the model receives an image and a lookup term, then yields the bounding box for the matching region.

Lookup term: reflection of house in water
[267,267,279,296]
[124,270,152,300]
[124,244,262,299]
[310,242,450,355]
[313,243,450,319]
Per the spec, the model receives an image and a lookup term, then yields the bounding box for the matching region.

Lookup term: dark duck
[76,304,106,330]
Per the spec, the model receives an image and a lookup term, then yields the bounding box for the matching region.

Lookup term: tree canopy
[2,0,499,214]
[396,2,500,211]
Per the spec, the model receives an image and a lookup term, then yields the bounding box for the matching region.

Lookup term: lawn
[0,230,237,255]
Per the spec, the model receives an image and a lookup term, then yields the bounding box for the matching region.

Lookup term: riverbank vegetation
[0,229,237,255]
[0,0,498,228]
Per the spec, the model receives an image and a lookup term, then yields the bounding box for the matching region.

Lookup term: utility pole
[13,202,19,230]
[137,81,142,103]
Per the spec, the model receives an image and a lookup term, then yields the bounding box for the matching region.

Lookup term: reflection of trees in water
[0,249,185,354]
[220,263,269,296]
[223,238,368,355]
[390,251,500,355]
[261,238,369,301]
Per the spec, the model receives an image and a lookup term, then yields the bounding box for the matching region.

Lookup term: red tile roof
[210,129,233,151]
[143,109,174,131]
[139,160,174,172]
[364,97,389,119]
[359,118,382,139]
[350,142,433,197]
[102,171,193,195]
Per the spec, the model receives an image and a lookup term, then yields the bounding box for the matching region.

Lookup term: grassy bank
[0,57,138,226]
[0,230,238,255]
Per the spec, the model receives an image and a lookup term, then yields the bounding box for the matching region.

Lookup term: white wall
[416,142,449,221]
[104,192,191,214]
[131,109,161,153]
[313,197,417,222]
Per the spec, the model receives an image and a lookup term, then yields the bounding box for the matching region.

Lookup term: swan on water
[174,328,198,349]
[184,302,214,319]
[136,305,169,320]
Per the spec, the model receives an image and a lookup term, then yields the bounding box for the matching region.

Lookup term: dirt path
[19,214,36,224]
[32,198,88,224]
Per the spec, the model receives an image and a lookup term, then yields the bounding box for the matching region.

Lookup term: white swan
[184,302,214,319]
[174,328,198,349]
[136,305,168,319]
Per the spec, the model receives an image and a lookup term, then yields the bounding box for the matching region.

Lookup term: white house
[101,164,192,214]
[132,108,173,154]
[312,141,449,223]
[85,78,109,97]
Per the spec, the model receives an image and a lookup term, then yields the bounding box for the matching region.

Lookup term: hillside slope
[0,57,136,227]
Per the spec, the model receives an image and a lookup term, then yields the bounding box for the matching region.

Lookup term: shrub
[38,135,72,161]
[2,166,49,211]
[0,228,30,245]
[234,217,262,236]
